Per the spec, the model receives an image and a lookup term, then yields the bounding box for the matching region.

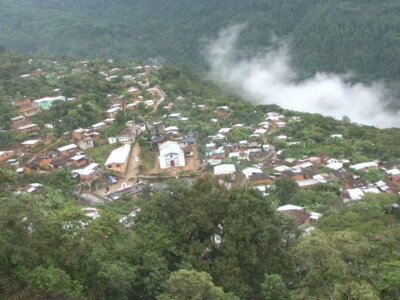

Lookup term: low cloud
[205,25,399,128]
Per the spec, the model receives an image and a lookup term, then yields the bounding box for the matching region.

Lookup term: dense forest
[0,0,399,84]
[2,173,400,300]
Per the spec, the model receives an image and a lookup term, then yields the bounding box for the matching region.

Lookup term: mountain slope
[0,0,399,82]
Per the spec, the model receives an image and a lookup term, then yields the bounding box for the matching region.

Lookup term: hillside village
[2,50,400,299]
[1,56,400,228]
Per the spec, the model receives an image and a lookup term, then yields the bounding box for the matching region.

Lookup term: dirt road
[148,86,165,115]
[124,142,141,182]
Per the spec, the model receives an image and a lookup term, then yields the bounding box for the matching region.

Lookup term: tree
[158,269,231,300]
[274,177,299,205]
[262,274,289,300]
[26,265,82,298]
[376,260,400,299]
[294,230,347,300]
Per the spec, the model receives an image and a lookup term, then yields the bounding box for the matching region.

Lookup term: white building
[213,164,236,178]
[143,99,155,107]
[158,141,185,169]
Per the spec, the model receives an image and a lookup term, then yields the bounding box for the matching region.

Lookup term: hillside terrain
[1,50,400,299]
[0,0,399,84]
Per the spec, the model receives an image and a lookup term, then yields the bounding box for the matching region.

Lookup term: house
[163,102,173,110]
[6,159,19,168]
[0,150,14,162]
[72,163,100,182]
[83,131,100,140]
[277,204,305,212]
[266,112,284,120]
[325,161,343,170]
[248,173,274,185]
[78,139,94,150]
[344,178,369,189]
[91,122,107,131]
[165,126,180,135]
[70,153,88,167]
[297,178,326,189]
[258,121,270,129]
[350,161,378,171]
[24,155,53,173]
[143,100,155,107]
[32,96,65,110]
[333,169,352,179]
[126,101,141,111]
[253,129,267,136]
[18,124,38,133]
[287,170,306,181]
[205,143,216,157]
[211,148,226,160]
[168,113,182,119]
[106,106,121,118]
[208,133,226,141]
[182,144,194,156]
[214,106,229,116]
[242,167,263,179]
[283,210,311,225]
[16,98,39,116]
[229,152,241,159]
[104,145,131,173]
[304,156,322,165]
[341,188,365,202]
[158,141,185,169]
[73,128,86,140]
[108,137,117,144]
[218,128,232,134]
[116,132,135,144]
[127,87,141,95]
[239,140,248,148]
[48,155,74,170]
[276,121,286,128]
[375,180,399,194]
[214,164,236,180]
[10,115,25,126]
[22,183,42,194]
[57,144,78,157]
[21,139,42,148]
[276,135,288,141]
[126,120,135,127]
[277,204,314,226]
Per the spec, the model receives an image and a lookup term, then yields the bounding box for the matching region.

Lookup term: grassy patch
[140,150,157,173]
[85,142,121,166]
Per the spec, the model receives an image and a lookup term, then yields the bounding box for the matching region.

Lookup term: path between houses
[79,192,109,204]
[124,142,141,182]
[148,87,165,115]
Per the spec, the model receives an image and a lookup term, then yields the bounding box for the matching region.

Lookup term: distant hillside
[1,0,399,82]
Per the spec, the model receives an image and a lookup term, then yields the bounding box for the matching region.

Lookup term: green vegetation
[0,175,400,299]
[2,48,400,299]
[85,143,120,166]
[0,0,399,85]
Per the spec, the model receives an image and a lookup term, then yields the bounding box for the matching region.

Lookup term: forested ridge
[2,174,400,299]
[0,0,399,83]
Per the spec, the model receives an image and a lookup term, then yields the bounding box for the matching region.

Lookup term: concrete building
[33,96,65,110]
[158,141,185,169]
[104,145,131,173]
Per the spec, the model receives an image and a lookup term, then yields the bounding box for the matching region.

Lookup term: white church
[158,141,185,169]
